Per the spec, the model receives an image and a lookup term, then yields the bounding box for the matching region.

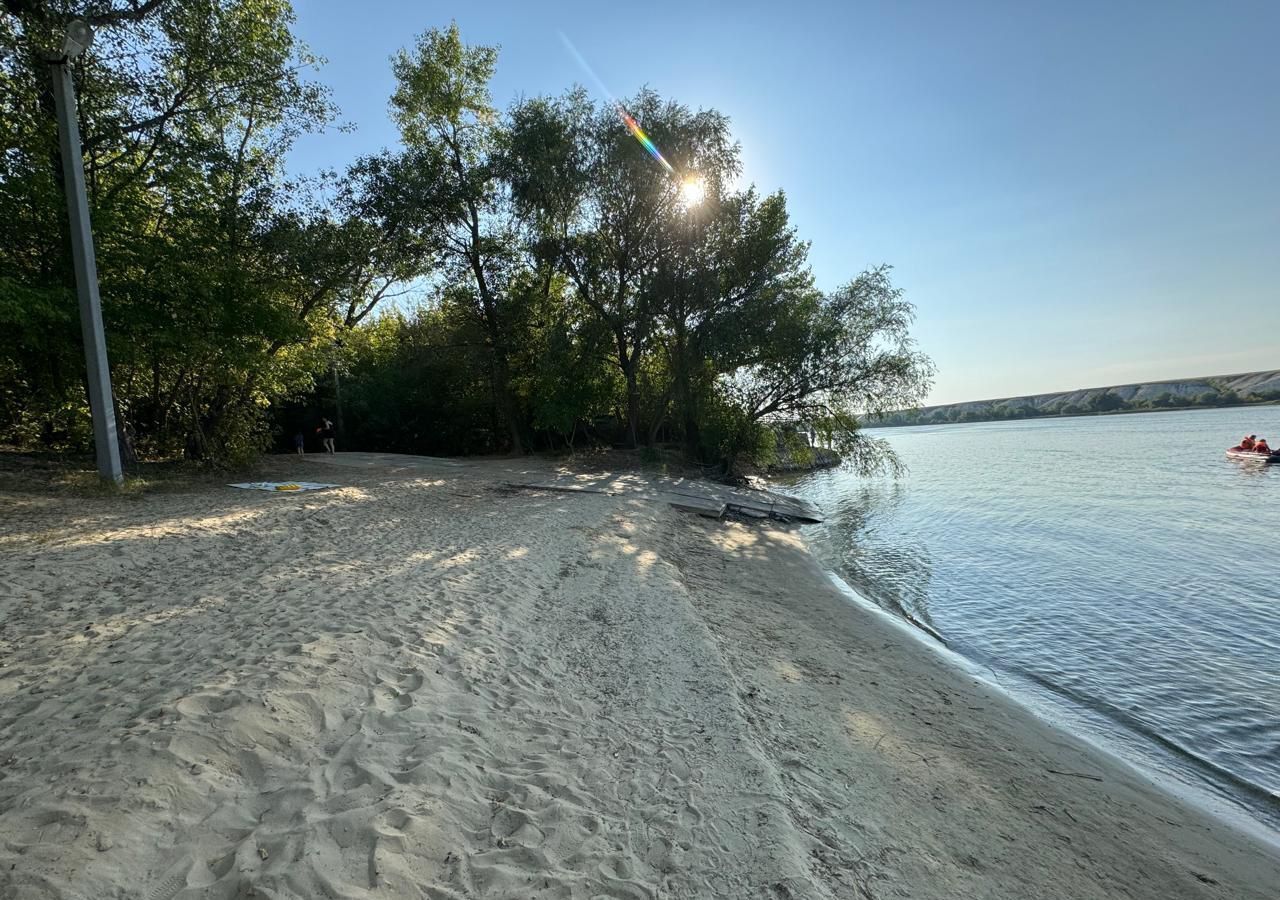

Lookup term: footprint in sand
[145,857,193,900]
[174,691,243,719]
[597,856,638,882]
[645,836,678,871]
[395,668,425,691]
[389,762,429,786]
[376,807,413,833]
[578,813,603,839]
[491,806,546,848]
[373,687,415,712]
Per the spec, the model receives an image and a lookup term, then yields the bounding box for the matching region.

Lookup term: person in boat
[1254,438,1271,455]
[1239,435,1256,450]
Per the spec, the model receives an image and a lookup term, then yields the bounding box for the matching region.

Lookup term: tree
[719,265,933,471]
[1089,391,1125,413]
[521,291,621,450]
[4,12,935,474]
[649,186,812,453]
[509,89,740,448]
[386,24,527,453]
[1,0,341,460]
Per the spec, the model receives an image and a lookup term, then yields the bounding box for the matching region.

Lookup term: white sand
[1,457,1277,899]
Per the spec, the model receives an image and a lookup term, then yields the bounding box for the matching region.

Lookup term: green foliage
[777,429,815,467]
[1089,391,1125,412]
[381,23,528,451]
[697,392,775,475]
[391,23,498,145]
[0,1,430,463]
[4,16,933,476]
[508,86,750,449]
[522,310,619,449]
[715,264,933,470]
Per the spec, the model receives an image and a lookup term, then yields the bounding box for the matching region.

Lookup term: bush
[1089,391,1126,412]
[698,395,774,474]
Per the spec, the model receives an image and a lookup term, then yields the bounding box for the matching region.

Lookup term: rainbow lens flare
[617,105,675,174]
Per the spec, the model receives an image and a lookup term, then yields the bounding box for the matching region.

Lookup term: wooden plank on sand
[668,498,727,518]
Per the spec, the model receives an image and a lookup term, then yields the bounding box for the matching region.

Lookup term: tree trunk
[622,360,641,449]
[467,237,523,455]
[490,349,523,454]
[675,326,700,456]
[647,406,667,446]
[680,374,699,455]
[113,394,137,466]
[331,358,345,438]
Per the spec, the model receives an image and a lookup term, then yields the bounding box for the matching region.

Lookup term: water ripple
[783,406,1280,831]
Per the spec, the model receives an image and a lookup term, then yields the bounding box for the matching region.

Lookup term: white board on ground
[228,482,339,493]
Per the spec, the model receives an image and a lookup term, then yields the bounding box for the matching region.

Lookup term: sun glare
[679,176,706,207]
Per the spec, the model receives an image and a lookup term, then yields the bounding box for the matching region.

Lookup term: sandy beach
[2,455,1278,899]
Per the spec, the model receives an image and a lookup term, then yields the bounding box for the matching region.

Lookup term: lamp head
[62,19,93,59]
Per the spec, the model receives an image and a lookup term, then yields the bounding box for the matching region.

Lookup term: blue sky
[289,0,1279,405]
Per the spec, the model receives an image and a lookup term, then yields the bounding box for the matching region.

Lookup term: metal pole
[50,58,123,484]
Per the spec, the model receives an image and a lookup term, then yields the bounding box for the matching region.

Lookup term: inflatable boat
[1226,447,1280,463]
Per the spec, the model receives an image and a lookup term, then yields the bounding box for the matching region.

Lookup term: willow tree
[720,265,935,472]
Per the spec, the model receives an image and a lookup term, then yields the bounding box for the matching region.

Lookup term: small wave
[1003,663,1280,818]
[836,568,946,643]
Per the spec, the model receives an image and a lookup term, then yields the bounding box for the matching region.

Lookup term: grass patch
[0,448,293,498]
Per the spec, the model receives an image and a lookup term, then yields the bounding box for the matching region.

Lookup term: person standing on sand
[318,418,336,454]
[294,431,305,455]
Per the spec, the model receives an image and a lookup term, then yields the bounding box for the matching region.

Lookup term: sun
[679,175,706,207]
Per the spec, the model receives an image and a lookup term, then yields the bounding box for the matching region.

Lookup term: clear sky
[288,0,1280,405]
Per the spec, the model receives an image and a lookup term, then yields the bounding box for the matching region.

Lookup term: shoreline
[665,507,1280,897]
[3,455,1279,897]
[816,562,1280,852]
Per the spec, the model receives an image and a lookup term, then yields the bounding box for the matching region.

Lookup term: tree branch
[85,0,170,27]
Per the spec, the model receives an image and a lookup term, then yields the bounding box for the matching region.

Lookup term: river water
[779,406,1280,834]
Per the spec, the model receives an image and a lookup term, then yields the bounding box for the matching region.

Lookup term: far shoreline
[870,398,1280,430]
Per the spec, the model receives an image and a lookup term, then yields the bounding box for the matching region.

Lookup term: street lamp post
[48,19,123,484]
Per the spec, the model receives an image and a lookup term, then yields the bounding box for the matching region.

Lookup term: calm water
[781,407,1280,832]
